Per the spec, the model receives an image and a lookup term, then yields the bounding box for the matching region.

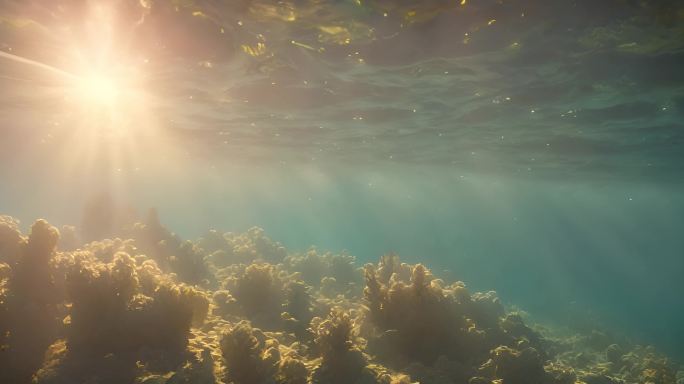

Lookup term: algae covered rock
[364,262,470,363]
[224,263,289,328]
[311,307,378,384]
[363,257,516,367]
[479,346,547,384]
[220,321,278,384]
[0,220,63,384]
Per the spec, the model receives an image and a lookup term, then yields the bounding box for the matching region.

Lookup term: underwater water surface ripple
[0,0,683,175]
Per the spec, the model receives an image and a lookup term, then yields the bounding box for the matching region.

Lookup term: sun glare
[76,72,121,105]
[0,1,178,204]
[64,64,148,125]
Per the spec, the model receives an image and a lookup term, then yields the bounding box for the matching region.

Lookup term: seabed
[0,213,681,384]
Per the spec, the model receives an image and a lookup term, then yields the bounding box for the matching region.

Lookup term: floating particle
[291,40,316,50]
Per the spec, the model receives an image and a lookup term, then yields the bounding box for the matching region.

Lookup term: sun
[64,64,149,132]
[76,72,121,105]
[63,63,152,141]
[70,69,129,108]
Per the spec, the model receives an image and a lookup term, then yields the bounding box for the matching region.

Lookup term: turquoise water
[1,0,683,381]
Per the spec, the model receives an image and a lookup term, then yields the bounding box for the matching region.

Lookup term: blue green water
[1,0,684,362]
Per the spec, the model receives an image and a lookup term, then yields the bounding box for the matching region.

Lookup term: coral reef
[0,213,680,384]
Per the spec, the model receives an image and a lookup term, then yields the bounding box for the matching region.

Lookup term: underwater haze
[1,0,684,383]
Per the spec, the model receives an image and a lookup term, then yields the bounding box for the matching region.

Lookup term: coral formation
[0,213,680,384]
